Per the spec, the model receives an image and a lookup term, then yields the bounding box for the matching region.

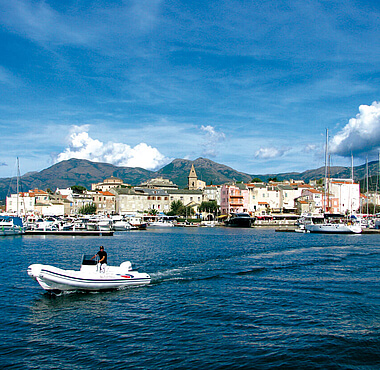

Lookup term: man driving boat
[92,246,107,272]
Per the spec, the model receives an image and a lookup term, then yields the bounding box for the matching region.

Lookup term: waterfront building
[327,179,360,215]
[166,189,204,214]
[300,188,323,213]
[220,183,249,215]
[6,191,36,214]
[70,192,94,215]
[247,183,280,215]
[277,184,299,213]
[88,190,116,214]
[34,199,66,216]
[203,185,222,206]
[112,188,171,214]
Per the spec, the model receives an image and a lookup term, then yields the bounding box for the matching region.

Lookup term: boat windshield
[81,254,98,266]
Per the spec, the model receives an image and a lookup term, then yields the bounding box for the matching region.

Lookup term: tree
[166,200,195,217]
[167,200,185,216]
[252,178,263,183]
[79,203,97,214]
[71,185,87,194]
[199,200,219,213]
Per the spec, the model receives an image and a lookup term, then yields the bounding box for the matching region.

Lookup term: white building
[203,185,222,206]
[300,188,323,212]
[247,184,280,215]
[91,176,126,191]
[112,188,171,214]
[328,179,360,214]
[6,192,36,214]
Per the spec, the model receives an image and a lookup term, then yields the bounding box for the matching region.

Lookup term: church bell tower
[188,164,198,190]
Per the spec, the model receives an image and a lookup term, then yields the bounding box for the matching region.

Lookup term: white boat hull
[113,221,132,231]
[28,258,151,292]
[305,223,362,234]
[149,222,174,227]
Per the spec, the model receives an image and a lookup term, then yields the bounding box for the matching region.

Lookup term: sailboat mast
[16,157,20,216]
[366,157,369,215]
[324,129,329,213]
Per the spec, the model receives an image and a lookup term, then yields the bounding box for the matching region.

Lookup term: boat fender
[120,261,132,272]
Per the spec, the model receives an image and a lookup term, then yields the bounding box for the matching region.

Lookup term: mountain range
[0,157,379,201]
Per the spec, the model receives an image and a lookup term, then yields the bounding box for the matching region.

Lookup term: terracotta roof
[100,191,115,196]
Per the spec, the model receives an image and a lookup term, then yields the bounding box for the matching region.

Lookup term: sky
[0,0,379,179]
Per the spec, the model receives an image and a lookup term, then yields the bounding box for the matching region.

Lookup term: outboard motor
[120,261,132,273]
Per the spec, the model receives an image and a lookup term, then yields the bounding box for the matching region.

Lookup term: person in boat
[91,246,107,272]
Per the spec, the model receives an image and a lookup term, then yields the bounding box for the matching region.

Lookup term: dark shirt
[97,250,107,264]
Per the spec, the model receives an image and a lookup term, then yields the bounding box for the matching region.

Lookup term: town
[4,164,379,226]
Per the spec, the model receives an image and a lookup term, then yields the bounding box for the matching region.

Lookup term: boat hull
[305,224,362,234]
[0,227,24,236]
[0,216,25,236]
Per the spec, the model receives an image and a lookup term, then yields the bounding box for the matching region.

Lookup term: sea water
[1,228,379,369]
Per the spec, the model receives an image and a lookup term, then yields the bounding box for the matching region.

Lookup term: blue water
[1,228,379,369]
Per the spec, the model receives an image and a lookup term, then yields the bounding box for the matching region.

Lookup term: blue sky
[0,0,379,178]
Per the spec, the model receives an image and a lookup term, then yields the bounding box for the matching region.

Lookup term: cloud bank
[57,126,170,170]
[330,101,380,158]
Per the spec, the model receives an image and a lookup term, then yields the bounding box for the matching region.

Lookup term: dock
[275,227,380,234]
[25,230,114,236]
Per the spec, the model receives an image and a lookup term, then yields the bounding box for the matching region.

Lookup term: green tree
[71,185,87,194]
[166,200,195,217]
[251,178,263,183]
[268,177,278,182]
[199,200,219,213]
[79,203,97,214]
[167,200,185,216]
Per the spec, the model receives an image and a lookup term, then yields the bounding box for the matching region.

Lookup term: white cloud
[254,147,287,159]
[56,126,170,170]
[200,125,225,157]
[329,101,380,158]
